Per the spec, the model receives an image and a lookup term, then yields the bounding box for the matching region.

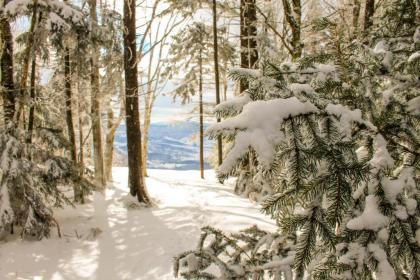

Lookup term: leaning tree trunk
[199,44,204,179]
[141,15,172,178]
[123,0,151,204]
[89,0,105,189]
[141,32,156,178]
[142,109,151,177]
[0,0,15,123]
[212,0,223,166]
[364,0,375,31]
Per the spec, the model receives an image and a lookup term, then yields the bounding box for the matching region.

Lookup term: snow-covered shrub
[0,124,93,239]
[175,0,419,278]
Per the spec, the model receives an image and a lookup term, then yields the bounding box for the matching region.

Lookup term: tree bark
[199,41,204,179]
[222,59,228,100]
[352,0,361,34]
[89,0,105,188]
[282,0,302,60]
[141,29,156,178]
[27,57,36,143]
[15,0,38,125]
[77,64,84,165]
[104,92,124,182]
[240,0,258,92]
[239,0,259,174]
[104,107,114,181]
[104,111,123,181]
[123,0,151,204]
[103,15,124,182]
[64,47,84,202]
[212,0,223,166]
[364,0,375,31]
[0,0,15,123]
[64,48,77,162]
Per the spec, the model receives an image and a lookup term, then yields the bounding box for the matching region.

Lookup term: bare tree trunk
[77,64,85,165]
[364,0,375,31]
[141,29,157,178]
[141,11,180,178]
[222,59,228,101]
[223,80,228,101]
[123,0,151,204]
[103,9,124,182]
[212,0,223,166]
[282,0,302,60]
[104,111,123,181]
[64,49,77,162]
[141,81,159,178]
[27,11,43,141]
[89,0,105,188]
[141,111,150,177]
[240,0,258,92]
[104,85,124,182]
[14,0,38,124]
[240,0,246,93]
[104,109,114,181]
[0,0,15,123]
[240,0,259,173]
[64,48,84,202]
[199,43,204,179]
[27,57,36,143]
[353,0,361,34]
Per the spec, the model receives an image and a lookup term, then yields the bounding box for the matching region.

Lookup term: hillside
[114,122,213,170]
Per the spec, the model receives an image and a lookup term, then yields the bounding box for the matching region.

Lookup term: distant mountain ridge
[114,122,213,170]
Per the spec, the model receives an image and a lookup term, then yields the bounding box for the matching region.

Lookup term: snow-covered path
[0,168,276,280]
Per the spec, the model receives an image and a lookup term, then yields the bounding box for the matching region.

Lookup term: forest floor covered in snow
[0,168,276,280]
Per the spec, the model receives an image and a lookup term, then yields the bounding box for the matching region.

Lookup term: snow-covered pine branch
[0,125,93,239]
[175,1,420,278]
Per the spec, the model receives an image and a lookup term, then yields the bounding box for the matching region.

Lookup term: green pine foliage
[174,225,296,279]
[0,124,93,240]
[174,0,419,278]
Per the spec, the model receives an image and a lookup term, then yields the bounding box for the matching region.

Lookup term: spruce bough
[174,1,420,278]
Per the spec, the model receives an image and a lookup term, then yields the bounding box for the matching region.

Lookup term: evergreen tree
[0,124,93,239]
[0,0,94,239]
[174,0,420,278]
[163,22,235,178]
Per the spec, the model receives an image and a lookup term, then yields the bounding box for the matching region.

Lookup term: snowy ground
[0,168,276,280]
